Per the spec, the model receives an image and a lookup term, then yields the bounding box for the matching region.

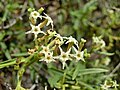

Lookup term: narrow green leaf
[96,51,114,56]
[78,68,108,76]
[72,62,81,80]
[0,31,5,41]
[0,59,16,69]
[49,68,71,79]
[0,42,7,50]
[48,74,61,88]
[5,50,11,59]
[11,53,29,57]
[78,80,96,90]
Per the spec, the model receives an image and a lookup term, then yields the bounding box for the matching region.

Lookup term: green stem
[16,53,39,88]
[0,58,26,69]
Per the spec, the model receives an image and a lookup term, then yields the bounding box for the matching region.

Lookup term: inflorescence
[26,8,89,69]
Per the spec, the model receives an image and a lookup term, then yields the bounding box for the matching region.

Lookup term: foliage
[0,0,120,90]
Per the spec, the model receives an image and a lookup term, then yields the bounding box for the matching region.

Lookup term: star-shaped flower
[28,48,36,54]
[65,36,79,48]
[26,24,46,40]
[54,34,64,45]
[39,52,55,63]
[30,11,42,19]
[72,46,85,62]
[40,45,50,54]
[112,80,119,89]
[29,11,42,25]
[100,80,111,90]
[42,13,53,29]
[54,46,71,69]
[92,36,105,49]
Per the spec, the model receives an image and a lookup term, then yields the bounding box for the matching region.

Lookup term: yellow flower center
[34,28,38,32]
[47,56,51,60]
[77,53,80,57]
[62,54,67,58]
[33,12,38,16]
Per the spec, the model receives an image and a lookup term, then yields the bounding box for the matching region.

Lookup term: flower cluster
[92,36,105,50]
[26,9,53,40]
[100,80,119,90]
[26,8,88,69]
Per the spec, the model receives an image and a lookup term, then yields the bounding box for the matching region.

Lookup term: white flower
[65,36,79,48]
[42,13,53,29]
[29,11,42,25]
[112,80,119,89]
[39,46,55,63]
[72,46,85,62]
[100,40,106,48]
[92,36,99,43]
[100,80,111,90]
[54,34,63,41]
[26,24,46,40]
[47,29,57,41]
[92,36,105,49]
[81,38,86,43]
[30,11,42,19]
[54,34,64,45]
[40,52,55,63]
[54,46,71,69]
[47,29,56,35]
[40,45,50,54]
[28,48,36,54]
